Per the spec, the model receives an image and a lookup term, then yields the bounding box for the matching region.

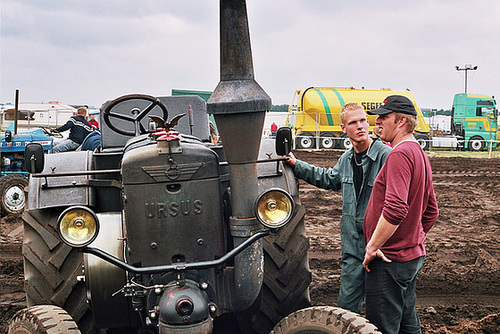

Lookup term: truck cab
[451,93,498,151]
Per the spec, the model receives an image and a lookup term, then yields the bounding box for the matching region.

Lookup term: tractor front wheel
[0,174,28,215]
[270,306,381,334]
[8,305,81,334]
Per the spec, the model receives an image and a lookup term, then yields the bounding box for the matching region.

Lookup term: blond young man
[286,103,391,313]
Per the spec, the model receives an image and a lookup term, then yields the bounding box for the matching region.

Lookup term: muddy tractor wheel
[8,305,81,334]
[270,306,381,334]
[22,209,94,334]
[0,174,28,215]
[242,202,311,334]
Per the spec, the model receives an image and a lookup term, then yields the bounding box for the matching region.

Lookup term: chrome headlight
[255,189,294,229]
[57,206,99,247]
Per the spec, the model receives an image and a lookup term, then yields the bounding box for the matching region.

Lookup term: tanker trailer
[288,86,430,150]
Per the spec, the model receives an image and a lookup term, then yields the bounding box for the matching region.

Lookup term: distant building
[1,101,76,131]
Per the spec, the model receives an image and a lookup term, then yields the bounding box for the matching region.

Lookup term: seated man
[52,107,93,153]
[81,130,102,151]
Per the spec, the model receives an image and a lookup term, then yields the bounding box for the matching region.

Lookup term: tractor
[8,1,379,333]
[0,128,53,215]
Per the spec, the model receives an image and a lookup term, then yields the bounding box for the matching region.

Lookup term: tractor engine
[122,134,224,268]
[120,131,225,329]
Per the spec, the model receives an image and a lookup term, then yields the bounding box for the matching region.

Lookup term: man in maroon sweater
[362,95,439,333]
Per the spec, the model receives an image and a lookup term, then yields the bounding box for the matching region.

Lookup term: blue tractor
[0,128,53,215]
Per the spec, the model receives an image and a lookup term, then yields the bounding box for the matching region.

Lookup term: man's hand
[362,248,391,272]
[285,152,296,167]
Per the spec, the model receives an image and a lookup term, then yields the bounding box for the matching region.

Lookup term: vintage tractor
[0,128,54,215]
[9,1,379,333]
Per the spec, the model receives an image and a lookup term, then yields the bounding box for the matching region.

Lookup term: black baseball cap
[367,95,417,116]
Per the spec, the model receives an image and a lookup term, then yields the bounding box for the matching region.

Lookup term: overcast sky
[2,0,499,110]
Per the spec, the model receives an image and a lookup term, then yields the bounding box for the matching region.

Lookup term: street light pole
[455,64,478,94]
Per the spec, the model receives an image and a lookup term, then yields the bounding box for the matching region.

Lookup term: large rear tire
[270,306,381,334]
[243,202,311,334]
[0,174,28,215]
[22,209,94,334]
[8,305,81,334]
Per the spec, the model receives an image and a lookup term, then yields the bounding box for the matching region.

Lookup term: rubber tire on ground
[468,136,485,151]
[8,305,81,334]
[22,209,94,334]
[295,133,316,149]
[241,202,311,334]
[319,133,336,149]
[414,134,430,151]
[270,306,382,334]
[0,174,28,215]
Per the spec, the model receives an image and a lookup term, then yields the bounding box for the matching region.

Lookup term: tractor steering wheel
[41,126,63,138]
[102,94,169,136]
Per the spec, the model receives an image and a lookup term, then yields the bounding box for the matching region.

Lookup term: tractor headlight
[57,206,99,247]
[255,189,294,229]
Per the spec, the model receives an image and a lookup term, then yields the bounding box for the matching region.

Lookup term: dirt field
[1,150,500,333]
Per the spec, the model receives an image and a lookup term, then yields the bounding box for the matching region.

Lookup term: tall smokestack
[207,0,271,310]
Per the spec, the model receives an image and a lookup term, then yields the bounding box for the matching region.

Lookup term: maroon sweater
[364,141,439,262]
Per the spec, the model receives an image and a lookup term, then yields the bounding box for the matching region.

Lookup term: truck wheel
[338,135,352,150]
[320,133,336,149]
[242,202,311,334]
[0,174,28,215]
[295,133,316,149]
[414,134,430,151]
[22,209,94,334]
[8,305,81,334]
[468,136,485,151]
[270,306,381,334]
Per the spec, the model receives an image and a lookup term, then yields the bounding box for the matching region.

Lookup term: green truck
[451,93,498,151]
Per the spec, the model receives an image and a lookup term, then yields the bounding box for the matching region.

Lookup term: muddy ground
[1,150,500,333]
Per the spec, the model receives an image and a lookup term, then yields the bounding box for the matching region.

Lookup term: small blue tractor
[0,127,53,215]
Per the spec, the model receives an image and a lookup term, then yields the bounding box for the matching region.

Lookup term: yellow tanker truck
[287,87,430,150]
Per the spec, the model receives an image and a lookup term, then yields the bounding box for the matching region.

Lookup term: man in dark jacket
[51,107,93,153]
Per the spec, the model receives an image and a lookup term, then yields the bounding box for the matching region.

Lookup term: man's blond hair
[340,103,364,124]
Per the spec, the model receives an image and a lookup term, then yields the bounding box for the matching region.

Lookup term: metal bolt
[197,238,204,245]
[200,282,209,290]
[76,275,85,282]
[150,242,158,249]
[209,303,217,314]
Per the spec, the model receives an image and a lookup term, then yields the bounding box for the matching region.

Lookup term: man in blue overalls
[286,102,391,313]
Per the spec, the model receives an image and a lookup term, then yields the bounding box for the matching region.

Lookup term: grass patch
[427,147,500,158]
